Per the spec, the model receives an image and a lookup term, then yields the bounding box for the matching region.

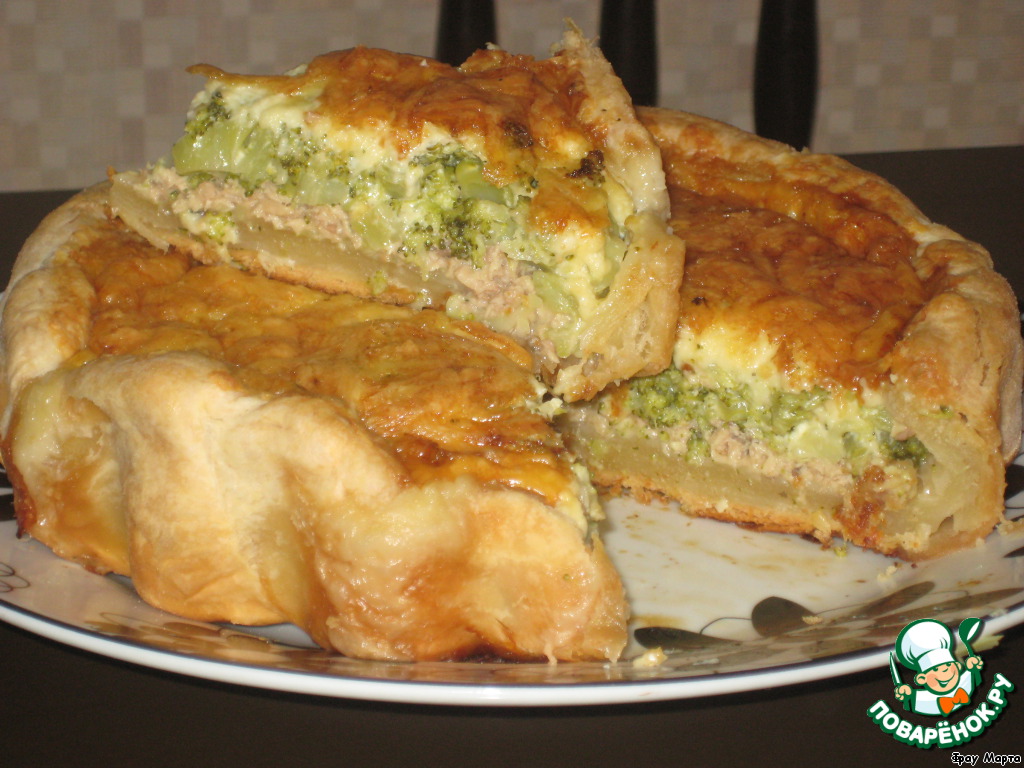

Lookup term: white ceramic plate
[3,457,1024,707]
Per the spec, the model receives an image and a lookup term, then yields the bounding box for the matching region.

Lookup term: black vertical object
[754,0,819,149]
[599,0,658,106]
[435,0,497,66]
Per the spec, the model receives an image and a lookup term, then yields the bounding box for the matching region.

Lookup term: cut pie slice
[0,185,627,662]
[561,107,1023,560]
[109,27,684,401]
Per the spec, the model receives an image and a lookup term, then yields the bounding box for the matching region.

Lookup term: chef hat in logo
[895,619,957,673]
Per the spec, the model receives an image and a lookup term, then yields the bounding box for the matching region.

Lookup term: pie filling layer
[112,38,681,397]
[559,138,991,557]
[630,183,932,481]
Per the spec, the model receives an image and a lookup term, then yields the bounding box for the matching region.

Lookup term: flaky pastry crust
[0,185,627,662]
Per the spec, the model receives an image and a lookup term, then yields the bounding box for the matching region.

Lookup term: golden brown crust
[563,107,1022,560]
[0,186,627,661]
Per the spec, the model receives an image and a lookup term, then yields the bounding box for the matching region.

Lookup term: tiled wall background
[2,0,1022,191]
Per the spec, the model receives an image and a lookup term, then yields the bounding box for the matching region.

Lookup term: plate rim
[5,580,1024,707]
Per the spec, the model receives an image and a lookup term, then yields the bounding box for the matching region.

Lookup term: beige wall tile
[2,0,1021,190]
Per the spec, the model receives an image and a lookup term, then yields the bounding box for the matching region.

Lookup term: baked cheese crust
[562,107,1023,560]
[109,27,684,402]
[0,185,627,662]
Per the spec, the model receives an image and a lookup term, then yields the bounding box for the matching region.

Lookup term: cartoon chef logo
[891,618,984,717]
[868,616,1015,748]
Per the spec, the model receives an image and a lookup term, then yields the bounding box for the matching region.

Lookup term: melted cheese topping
[193,46,593,186]
[659,151,926,392]
[64,221,581,512]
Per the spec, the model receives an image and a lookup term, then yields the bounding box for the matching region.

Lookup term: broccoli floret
[685,431,711,463]
[769,387,829,434]
[627,367,692,428]
[627,367,755,432]
[879,432,930,466]
[399,146,529,266]
[184,90,230,139]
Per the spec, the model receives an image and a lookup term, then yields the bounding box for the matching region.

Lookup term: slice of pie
[109,27,684,402]
[561,107,1023,560]
[0,185,627,662]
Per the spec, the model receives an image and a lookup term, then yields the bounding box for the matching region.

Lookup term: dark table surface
[1,146,1022,767]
